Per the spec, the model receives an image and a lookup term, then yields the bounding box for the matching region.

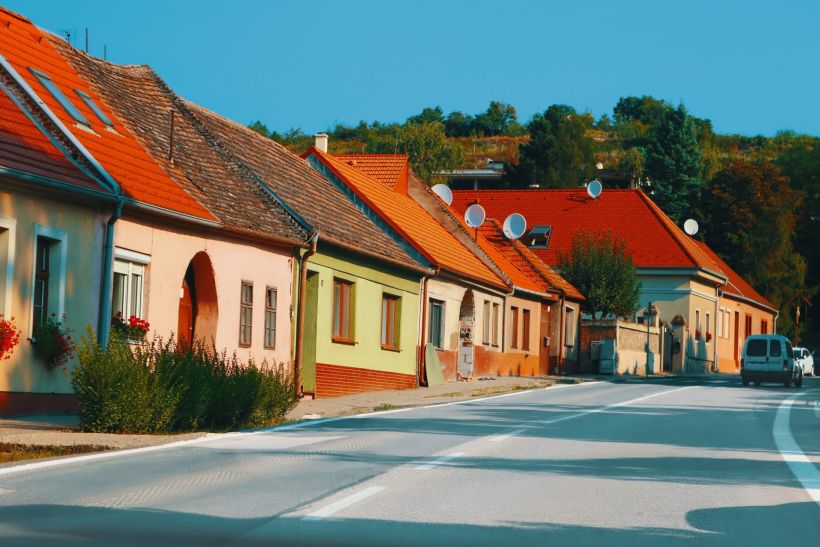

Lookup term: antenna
[502,213,527,240]
[431,184,453,205]
[464,203,486,228]
[587,179,603,199]
[683,219,699,236]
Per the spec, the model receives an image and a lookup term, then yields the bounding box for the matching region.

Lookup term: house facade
[452,188,776,374]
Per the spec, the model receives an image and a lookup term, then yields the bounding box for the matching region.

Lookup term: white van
[741,334,803,388]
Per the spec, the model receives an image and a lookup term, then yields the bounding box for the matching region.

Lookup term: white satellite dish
[502,213,527,240]
[464,203,486,228]
[587,179,603,199]
[431,184,453,205]
[683,218,699,236]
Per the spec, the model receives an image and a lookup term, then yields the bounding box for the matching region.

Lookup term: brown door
[178,279,193,350]
[539,302,551,376]
[733,311,740,365]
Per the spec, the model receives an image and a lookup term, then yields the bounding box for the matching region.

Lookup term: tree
[557,231,641,318]
[702,159,807,337]
[248,120,273,139]
[642,104,704,222]
[367,122,464,183]
[515,104,596,187]
[407,106,444,125]
[474,101,519,136]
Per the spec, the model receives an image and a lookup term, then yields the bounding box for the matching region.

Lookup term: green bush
[71,328,299,433]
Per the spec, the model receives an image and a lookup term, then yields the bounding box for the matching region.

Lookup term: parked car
[793,347,814,376]
[741,334,803,388]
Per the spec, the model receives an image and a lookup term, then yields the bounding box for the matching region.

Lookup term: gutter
[322,234,434,276]
[0,167,115,203]
[294,231,319,397]
[98,199,124,348]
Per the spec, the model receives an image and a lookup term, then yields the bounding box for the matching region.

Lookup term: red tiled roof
[479,220,584,301]
[332,154,409,191]
[0,85,101,191]
[0,8,215,221]
[310,150,508,289]
[692,240,775,310]
[452,188,770,310]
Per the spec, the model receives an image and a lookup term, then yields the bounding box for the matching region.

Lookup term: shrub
[0,315,21,361]
[71,329,299,433]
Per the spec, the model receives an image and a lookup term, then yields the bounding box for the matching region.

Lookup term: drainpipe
[98,199,124,349]
[773,310,779,334]
[558,295,566,375]
[713,282,725,373]
[294,231,319,397]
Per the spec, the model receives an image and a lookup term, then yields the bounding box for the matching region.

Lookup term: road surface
[0,377,818,546]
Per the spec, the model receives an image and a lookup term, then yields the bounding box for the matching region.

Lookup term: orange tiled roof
[692,240,775,310]
[0,8,215,221]
[310,149,508,289]
[332,154,409,191]
[0,84,102,191]
[479,220,584,301]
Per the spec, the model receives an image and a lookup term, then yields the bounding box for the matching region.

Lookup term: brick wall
[315,363,417,398]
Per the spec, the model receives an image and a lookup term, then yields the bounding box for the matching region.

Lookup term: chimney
[314,133,328,153]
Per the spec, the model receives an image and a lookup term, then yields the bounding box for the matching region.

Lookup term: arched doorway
[177,252,218,349]
[458,289,475,379]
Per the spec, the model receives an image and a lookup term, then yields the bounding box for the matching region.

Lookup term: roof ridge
[147,71,311,235]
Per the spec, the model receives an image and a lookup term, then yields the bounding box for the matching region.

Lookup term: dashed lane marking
[302,486,386,520]
[415,452,465,470]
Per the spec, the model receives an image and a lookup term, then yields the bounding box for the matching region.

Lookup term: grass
[0,443,109,464]
[372,403,402,411]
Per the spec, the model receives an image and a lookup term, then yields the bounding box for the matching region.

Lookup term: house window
[565,306,576,348]
[112,259,145,321]
[75,90,113,127]
[30,69,90,126]
[744,314,752,338]
[381,293,400,350]
[428,299,444,349]
[0,216,16,318]
[264,287,277,349]
[32,237,51,330]
[695,309,700,335]
[510,306,519,349]
[705,312,711,341]
[723,309,730,339]
[332,278,354,342]
[760,319,768,334]
[492,303,500,347]
[528,226,552,248]
[522,309,531,351]
[717,308,723,339]
[239,281,253,346]
[482,300,491,345]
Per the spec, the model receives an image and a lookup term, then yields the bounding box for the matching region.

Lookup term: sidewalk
[0,376,575,458]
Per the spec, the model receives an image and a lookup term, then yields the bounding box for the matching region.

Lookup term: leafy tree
[642,104,704,222]
[702,159,807,334]
[515,104,596,187]
[474,101,519,136]
[443,111,473,137]
[557,231,642,318]
[248,120,272,138]
[407,106,444,125]
[367,122,463,183]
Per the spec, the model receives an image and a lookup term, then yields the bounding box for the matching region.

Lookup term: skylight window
[29,68,90,126]
[528,225,552,248]
[75,90,114,127]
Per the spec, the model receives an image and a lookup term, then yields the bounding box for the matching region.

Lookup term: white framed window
[695,309,701,334]
[482,300,491,345]
[717,307,724,339]
[705,312,711,342]
[0,215,16,318]
[30,225,67,337]
[724,310,730,339]
[564,306,576,348]
[112,260,146,320]
[264,286,277,349]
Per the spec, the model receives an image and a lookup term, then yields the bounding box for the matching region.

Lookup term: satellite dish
[587,179,603,199]
[683,218,699,236]
[431,184,453,205]
[464,203,486,228]
[502,213,527,240]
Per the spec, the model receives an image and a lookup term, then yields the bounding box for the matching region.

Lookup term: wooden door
[178,279,193,350]
[539,302,551,376]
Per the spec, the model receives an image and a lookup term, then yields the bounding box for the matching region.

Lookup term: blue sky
[6,0,819,136]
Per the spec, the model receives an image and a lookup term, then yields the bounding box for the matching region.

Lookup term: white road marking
[415,452,465,470]
[489,428,528,442]
[302,486,386,520]
[814,401,820,419]
[0,380,599,478]
[773,394,820,508]
[539,386,696,425]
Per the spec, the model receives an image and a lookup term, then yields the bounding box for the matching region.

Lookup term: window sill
[381,345,401,353]
[238,343,252,348]
[332,337,356,346]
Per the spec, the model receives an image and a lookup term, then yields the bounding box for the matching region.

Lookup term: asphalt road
[0,377,818,546]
